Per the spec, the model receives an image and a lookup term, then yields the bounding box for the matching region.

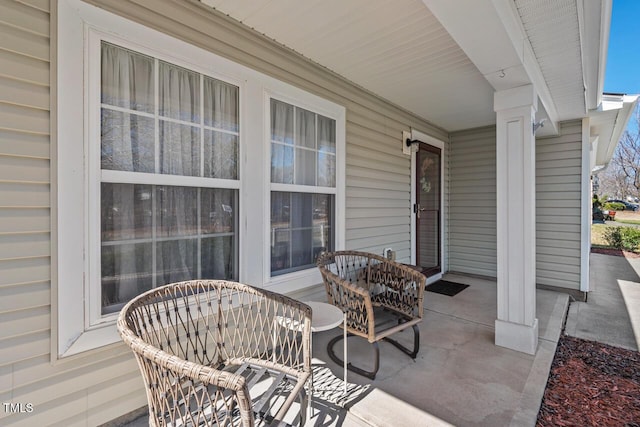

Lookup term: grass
[591,223,610,247]
[613,218,640,225]
[592,210,640,249]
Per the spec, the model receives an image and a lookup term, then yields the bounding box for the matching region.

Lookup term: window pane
[101,109,155,172]
[317,152,336,187]
[318,115,336,153]
[101,42,154,113]
[98,45,243,318]
[271,143,293,184]
[290,193,312,228]
[101,183,153,241]
[291,229,312,267]
[271,192,334,276]
[271,192,291,272]
[160,121,200,176]
[295,108,316,149]
[271,192,290,224]
[313,194,333,256]
[201,188,236,234]
[270,99,335,187]
[201,236,235,280]
[295,148,316,186]
[156,239,198,286]
[159,61,200,123]
[101,242,152,315]
[204,131,238,179]
[271,230,290,272]
[271,99,293,144]
[204,78,239,132]
[156,186,198,237]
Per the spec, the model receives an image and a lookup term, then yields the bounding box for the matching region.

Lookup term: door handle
[414,204,426,218]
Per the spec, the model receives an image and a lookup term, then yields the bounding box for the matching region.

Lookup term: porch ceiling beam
[421,0,559,135]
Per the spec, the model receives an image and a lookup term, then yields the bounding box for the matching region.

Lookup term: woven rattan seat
[117,280,311,426]
[317,251,426,379]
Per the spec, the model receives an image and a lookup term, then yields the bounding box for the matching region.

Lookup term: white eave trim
[591,94,639,171]
[579,0,612,110]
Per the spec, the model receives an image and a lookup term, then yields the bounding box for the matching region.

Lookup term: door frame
[410,129,446,285]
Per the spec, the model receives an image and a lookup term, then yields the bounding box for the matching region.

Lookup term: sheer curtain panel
[99,42,239,316]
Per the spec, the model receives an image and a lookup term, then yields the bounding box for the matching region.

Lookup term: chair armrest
[368,260,426,319]
[319,269,376,339]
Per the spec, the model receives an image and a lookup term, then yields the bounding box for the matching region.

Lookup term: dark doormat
[426,280,469,296]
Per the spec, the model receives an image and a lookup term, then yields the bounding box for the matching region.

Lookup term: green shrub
[603,227,624,248]
[622,228,640,251]
[603,226,640,251]
[603,202,626,211]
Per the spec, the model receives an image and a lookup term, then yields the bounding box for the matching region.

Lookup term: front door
[415,143,441,277]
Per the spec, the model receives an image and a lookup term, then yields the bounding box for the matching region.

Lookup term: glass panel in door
[416,144,441,276]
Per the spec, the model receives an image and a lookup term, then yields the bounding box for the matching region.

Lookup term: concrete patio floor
[119,273,571,427]
[305,273,569,427]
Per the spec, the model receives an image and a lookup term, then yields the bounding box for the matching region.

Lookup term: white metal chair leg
[343,311,347,396]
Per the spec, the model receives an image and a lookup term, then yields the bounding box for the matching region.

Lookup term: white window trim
[262,90,345,295]
[85,31,243,328]
[56,0,345,358]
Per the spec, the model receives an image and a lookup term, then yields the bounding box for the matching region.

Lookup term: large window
[58,0,344,357]
[270,99,336,275]
[98,42,239,315]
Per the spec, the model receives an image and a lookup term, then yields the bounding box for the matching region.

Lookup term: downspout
[580,118,591,293]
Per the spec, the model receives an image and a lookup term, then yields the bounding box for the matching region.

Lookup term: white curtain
[295,108,316,185]
[204,79,239,180]
[101,43,154,173]
[205,78,238,131]
[157,62,199,285]
[101,44,155,310]
[317,116,336,187]
[159,62,200,176]
[101,44,238,312]
[270,99,293,184]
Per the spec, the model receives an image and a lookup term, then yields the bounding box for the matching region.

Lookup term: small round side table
[306,301,347,398]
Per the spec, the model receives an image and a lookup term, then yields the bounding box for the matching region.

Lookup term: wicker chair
[117,280,312,427]
[317,251,426,379]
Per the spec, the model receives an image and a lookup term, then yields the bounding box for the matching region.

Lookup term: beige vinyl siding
[536,120,583,290]
[447,126,497,277]
[0,0,52,371]
[346,118,414,260]
[0,2,143,426]
[0,0,445,425]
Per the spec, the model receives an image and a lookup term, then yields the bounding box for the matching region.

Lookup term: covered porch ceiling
[200,0,610,137]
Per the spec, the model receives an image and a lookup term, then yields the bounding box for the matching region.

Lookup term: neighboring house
[0,0,636,425]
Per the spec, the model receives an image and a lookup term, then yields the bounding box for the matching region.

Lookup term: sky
[604,0,640,94]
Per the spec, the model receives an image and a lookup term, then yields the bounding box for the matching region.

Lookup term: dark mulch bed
[591,247,640,259]
[537,335,640,426]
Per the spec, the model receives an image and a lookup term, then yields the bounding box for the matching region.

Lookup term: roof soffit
[422,0,560,134]
[199,0,496,132]
[197,0,606,135]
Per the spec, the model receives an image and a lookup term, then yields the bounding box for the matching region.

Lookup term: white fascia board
[591,94,639,170]
[605,96,639,161]
[579,0,612,110]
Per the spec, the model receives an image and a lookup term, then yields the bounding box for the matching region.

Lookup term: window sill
[264,268,323,295]
[59,322,121,358]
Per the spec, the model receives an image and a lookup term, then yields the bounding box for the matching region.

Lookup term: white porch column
[494,85,538,355]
